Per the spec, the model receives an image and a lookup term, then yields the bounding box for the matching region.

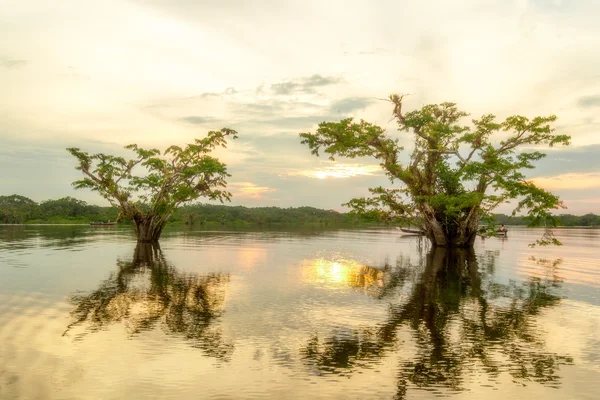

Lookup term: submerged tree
[300,95,570,247]
[67,129,237,242]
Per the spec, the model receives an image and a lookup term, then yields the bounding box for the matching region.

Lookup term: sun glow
[300,257,385,293]
[530,172,600,190]
[228,182,276,200]
[291,164,381,180]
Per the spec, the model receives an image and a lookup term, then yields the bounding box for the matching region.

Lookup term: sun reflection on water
[300,257,385,294]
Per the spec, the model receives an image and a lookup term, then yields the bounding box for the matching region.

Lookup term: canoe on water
[479,230,508,237]
[396,226,507,237]
[396,227,425,235]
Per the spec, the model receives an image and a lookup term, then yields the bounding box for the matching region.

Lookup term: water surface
[1,225,599,399]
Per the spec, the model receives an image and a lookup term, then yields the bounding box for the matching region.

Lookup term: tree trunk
[133,215,168,243]
[421,204,449,247]
[421,205,480,248]
[133,241,161,264]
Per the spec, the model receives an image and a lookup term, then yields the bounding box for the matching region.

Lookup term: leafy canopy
[67,128,238,220]
[300,95,570,246]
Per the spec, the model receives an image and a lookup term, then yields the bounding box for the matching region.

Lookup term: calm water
[1,225,599,399]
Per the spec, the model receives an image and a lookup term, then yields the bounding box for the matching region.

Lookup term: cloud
[270,74,342,95]
[270,82,297,96]
[329,97,375,114]
[162,77,378,133]
[557,195,600,214]
[565,198,600,204]
[253,116,329,130]
[229,182,277,200]
[577,95,600,108]
[0,56,27,69]
[0,136,127,204]
[180,116,220,125]
[525,145,600,178]
[343,48,388,56]
[530,172,600,190]
[148,84,378,133]
[3,0,600,213]
[303,75,341,87]
[287,163,382,180]
[235,100,325,116]
[56,66,91,80]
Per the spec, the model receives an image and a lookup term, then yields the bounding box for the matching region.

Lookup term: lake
[1,225,599,399]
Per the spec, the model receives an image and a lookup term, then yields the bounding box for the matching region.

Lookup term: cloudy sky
[1,0,600,214]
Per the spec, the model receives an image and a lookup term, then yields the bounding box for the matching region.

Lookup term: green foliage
[67,128,237,216]
[0,195,118,224]
[300,94,571,247]
[1,194,598,229]
[0,194,375,226]
[0,195,38,223]
[66,129,237,241]
[492,213,600,227]
[170,204,370,226]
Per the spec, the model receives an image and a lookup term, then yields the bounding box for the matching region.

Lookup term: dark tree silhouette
[301,249,572,398]
[64,243,233,360]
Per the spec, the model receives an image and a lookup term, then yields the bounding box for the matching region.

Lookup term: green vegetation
[493,213,600,227]
[2,194,598,228]
[67,129,238,242]
[0,194,369,226]
[300,94,570,248]
[170,204,360,226]
[0,195,118,224]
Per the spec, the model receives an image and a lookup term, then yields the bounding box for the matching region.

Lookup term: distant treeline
[0,195,369,226]
[1,194,599,227]
[492,213,600,227]
[0,195,119,224]
[171,204,361,226]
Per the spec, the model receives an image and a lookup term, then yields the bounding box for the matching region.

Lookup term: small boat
[89,222,117,226]
[479,230,507,237]
[396,227,425,235]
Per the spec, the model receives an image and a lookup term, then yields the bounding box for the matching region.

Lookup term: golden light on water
[300,257,385,293]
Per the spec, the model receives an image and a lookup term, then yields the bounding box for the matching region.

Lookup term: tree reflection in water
[301,248,573,398]
[64,243,233,359]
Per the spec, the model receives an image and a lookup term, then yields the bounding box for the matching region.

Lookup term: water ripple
[1,226,600,399]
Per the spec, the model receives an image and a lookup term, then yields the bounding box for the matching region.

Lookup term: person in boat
[498,224,506,232]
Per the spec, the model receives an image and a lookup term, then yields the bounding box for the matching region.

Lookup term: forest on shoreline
[0,194,362,226]
[1,194,600,227]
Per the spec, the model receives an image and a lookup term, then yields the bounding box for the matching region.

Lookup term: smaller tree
[67,128,238,242]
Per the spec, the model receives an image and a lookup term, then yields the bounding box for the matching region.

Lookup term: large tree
[300,95,570,248]
[67,128,238,242]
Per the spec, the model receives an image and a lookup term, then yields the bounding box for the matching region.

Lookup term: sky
[1,0,600,214]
